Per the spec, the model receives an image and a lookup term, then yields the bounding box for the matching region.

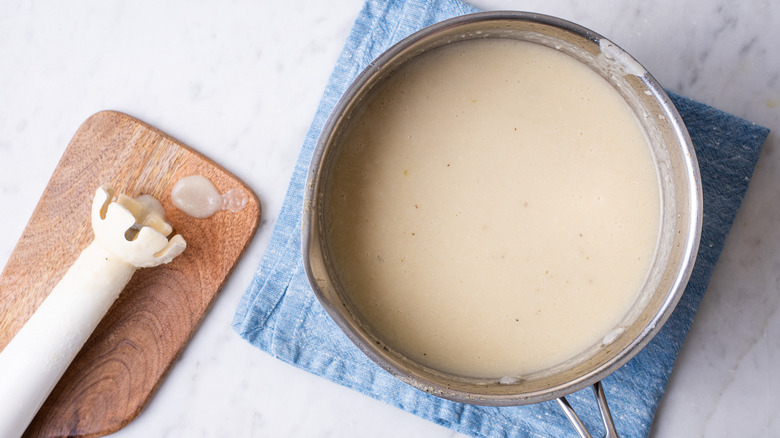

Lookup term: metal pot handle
[556,381,619,438]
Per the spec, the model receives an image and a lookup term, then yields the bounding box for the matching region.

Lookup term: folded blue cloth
[233,0,770,436]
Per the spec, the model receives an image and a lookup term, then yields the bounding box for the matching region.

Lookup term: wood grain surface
[0,111,261,438]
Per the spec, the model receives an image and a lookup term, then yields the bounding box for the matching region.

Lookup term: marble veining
[0,0,778,437]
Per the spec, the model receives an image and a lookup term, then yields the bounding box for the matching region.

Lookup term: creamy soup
[324,39,660,378]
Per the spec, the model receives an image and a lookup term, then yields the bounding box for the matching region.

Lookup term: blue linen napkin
[233,0,771,436]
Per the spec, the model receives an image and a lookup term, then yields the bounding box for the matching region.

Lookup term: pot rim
[302,10,703,406]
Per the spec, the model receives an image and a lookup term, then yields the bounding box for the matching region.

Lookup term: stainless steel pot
[302,11,702,437]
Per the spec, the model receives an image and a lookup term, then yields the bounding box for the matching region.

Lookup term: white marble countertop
[1,1,777,437]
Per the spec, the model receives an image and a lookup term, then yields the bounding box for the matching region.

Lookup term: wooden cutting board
[0,111,261,438]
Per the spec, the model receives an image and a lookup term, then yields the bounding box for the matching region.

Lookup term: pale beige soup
[324,39,660,378]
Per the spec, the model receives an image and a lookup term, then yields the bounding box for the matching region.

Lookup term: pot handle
[556,381,619,438]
